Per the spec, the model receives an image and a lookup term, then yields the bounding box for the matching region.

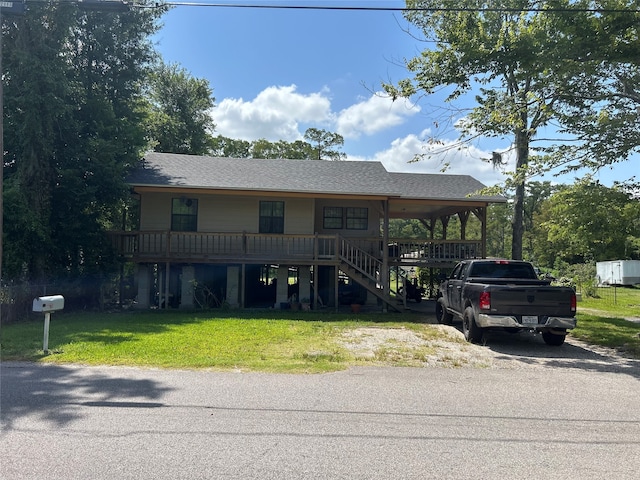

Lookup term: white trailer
[596,260,640,286]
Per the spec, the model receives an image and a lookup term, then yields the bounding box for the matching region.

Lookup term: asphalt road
[1,350,639,480]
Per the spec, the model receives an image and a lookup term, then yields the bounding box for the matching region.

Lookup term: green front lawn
[2,298,638,372]
[0,310,450,373]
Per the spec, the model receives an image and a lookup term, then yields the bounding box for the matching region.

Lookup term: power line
[14,1,640,14]
[142,1,640,14]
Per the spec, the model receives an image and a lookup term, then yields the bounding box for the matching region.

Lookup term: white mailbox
[33,295,65,313]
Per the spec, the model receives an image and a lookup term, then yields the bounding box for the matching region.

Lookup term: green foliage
[532,178,640,266]
[303,128,346,161]
[251,138,314,159]
[3,2,166,281]
[210,136,253,158]
[486,203,512,259]
[388,219,428,238]
[542,0,640,172]
[210,128,344,160]
[553,263,597,297]
[386,1,574,259]
[386,1,640,259]
[146,61,216,155]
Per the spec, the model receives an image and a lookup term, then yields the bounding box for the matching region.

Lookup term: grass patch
[573,314,640,358]
[573,285,640,358]
[0,310,446,373]
[579,285,640,319]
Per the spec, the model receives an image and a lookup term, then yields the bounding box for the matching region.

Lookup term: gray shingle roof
[130,152,504,202]
[389,172,502,201]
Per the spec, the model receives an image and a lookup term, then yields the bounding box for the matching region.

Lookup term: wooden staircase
[338,236,403,312]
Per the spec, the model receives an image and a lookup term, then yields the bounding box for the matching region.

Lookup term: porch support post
[226,265,241,308]
[276,265,289,308]
[459,211,470,240]
[180,265,195,309]
[298,266,311,305]
[440,215,450,240]
[381,199,390,312]
[164,262,171,309]
[241,263,246,308]
[135,264,151,309]
[480,207,487,258]
[313,264,319,309]
[334,265,339,312]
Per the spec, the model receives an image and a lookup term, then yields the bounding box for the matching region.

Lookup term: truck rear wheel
[436,298,453,325]
[463,307,484,343]
[542,330,566,346]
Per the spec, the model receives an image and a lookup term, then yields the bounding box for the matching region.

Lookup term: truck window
[469,262,536,279]
[450,264,463,280]
[460,263,470,279]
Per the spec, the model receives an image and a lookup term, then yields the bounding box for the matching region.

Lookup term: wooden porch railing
[108,231,482,264]
[108,231,338,261]
[386,238,483,263]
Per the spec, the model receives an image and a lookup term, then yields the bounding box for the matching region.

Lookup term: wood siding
[141,193,315,234]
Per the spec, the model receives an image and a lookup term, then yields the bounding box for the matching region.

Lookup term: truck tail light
[479,291,491,310]
[570,293,577,313]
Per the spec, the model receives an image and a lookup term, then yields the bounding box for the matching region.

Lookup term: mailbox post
[33,295,65,353]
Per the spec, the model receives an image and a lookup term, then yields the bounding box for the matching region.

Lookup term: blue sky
[153,0,636,188]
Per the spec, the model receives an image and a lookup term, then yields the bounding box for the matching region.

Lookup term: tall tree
[384,1,640,259]
[3,2,166,280]
[304,128,346,161]
[146,61,216,155]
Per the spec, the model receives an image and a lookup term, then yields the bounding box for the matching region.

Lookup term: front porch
[108,231,483,267]
[109,231,483,312]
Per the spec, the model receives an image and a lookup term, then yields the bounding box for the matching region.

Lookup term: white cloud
[212,84,511,186]
[349,130,512,186]
[336,93,420,139]
[214,85,333,141]
[214,86,420,143]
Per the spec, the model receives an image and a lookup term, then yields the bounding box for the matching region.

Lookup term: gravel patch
[340,326,496,368]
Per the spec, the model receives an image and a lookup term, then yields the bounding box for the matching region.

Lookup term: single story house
[109,152,505,311]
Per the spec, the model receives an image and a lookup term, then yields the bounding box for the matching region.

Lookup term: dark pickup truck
[436,259,577,346]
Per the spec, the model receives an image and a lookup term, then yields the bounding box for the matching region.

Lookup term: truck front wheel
[463,307,484,343]
[436,298,453,325]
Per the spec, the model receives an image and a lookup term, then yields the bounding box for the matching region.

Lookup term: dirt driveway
[340,317,640,376]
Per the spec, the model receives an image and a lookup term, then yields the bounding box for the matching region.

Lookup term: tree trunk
[511,130,529,260]
[512,181,525,260]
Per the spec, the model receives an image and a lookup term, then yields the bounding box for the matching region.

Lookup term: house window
[346,207,368,230]
[259,201,284,234]
[171,198,198,232]
[323,207,343,229]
